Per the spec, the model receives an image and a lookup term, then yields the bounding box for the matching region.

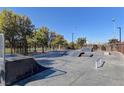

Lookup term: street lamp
[72,33,74,49]
[117,27,122,42]
[72,33,74,43]
[112,17,116,38]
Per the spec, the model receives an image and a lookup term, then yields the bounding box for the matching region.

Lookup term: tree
[101,45,106,51]
[61,40,69,49]
[48,31,56,50]
[36,26,49,53]
[108,38,119,44]
[68,42,76,49]
[76,37,86,48]
[51,34,65,50]
[17,15,34,55]
[0,9,69,54]
[108,38,119,51]
[0,10,34,55]
[31,31,38,52]
[93,44,99,51]
[27,35,34,52]
[0,10,18,54]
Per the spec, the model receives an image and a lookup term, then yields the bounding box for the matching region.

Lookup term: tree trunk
[10,43,13,54]
[42,46,45,53]
[34,42,37,52]
[9,40,13,54]
[24,40,28,55]
[19,42,21,54]
[59,44,61,50]
[13,42,16,54]
[52,46,55,51]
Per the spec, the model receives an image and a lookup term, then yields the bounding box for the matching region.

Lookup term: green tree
[101,45,106,51]
[27,35,34,52]
[36,26,49,53]
[48,31,57,50]
[0,9,69,54]
[68,42,76,49]
[32,31,38,52]
[76,37,86,48]
[61,40,69,49]
[108,38,119,51]
[0,10,18,54]
[0,10,34,55]
[108,38,119,44]
[51,34,65,50]
[17,15,34,55]
[93,44,99,51]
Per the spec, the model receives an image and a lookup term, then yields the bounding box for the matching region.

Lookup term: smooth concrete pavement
[13,51,124,86]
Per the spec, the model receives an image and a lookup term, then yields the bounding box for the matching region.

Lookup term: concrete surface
[0,56,47,86]
[12,51,124,86]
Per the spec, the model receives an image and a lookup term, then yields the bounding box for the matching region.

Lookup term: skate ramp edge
[4,56,47,86]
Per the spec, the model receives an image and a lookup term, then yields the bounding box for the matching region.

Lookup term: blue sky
[0,7,124,43]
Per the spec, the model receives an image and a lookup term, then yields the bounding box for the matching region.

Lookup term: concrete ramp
[33,51,67,58]
[3,56,47,85]
[81,47,93,52]
[67,50,93,57]
[80,52,93,57]
[67,50,84,57]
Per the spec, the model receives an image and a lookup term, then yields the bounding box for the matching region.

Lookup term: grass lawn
[5,48,11,54]
[5,47,50,54]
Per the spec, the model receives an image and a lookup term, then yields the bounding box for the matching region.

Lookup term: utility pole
[112,18,116,38]
[72,33,74,43]
[72,33,74,49]
[117,27,122,42]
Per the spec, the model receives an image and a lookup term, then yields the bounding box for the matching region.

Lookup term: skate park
[12,50,124,86]
[1,8,124,86]
[1,40,124,86]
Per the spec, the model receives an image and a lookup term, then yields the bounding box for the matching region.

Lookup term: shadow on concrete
[14,67,67,86]
[13,59,66,86]
[5,58,49,86]
[97,61,106,68]
[32,51,67,58]
[36,59,55,66]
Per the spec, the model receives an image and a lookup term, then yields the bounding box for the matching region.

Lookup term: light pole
[72,33,74,43]
[72,33,74,49]
[117,27,122,42]
[112,18,116,38]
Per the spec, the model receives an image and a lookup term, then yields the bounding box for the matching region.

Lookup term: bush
[101,45,106,51]
[93,44,98,51]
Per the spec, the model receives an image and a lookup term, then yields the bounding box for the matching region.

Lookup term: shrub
[101,45,106,51]
[93,44,98,51]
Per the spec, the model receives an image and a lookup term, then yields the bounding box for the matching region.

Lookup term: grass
[4,47,50,54]
[5,48,11,54]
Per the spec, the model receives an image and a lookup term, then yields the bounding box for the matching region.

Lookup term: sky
[0,7,124,44]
